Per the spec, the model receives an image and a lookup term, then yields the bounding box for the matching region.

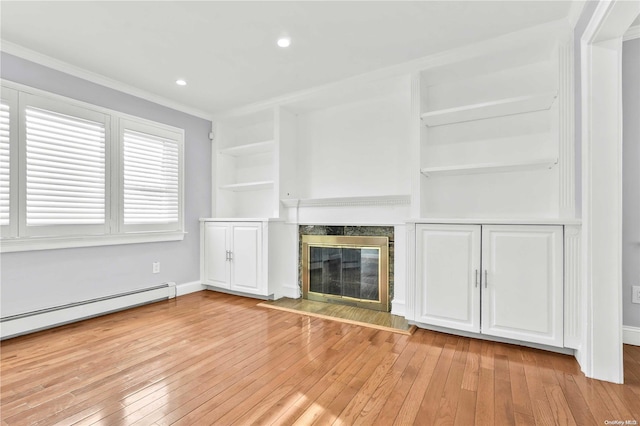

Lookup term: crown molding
[624,25,640,41]
[0,40,214,121]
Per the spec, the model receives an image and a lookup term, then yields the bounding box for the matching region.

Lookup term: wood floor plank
[2,291,640,426]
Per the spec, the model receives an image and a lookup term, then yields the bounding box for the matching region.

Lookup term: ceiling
[0,1,574,115]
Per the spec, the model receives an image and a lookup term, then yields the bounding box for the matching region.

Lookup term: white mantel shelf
[281,195,411,208]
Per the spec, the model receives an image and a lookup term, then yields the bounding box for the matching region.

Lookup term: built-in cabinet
[200,219,297,299]
[202,221,262,294]
[204,25,579,353]
[415,223,564,347]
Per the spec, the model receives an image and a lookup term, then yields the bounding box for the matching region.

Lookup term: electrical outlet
[152,262,160,274]
[633,286,640,304]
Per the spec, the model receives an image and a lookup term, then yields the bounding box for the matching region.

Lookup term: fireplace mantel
[281,195,410,208]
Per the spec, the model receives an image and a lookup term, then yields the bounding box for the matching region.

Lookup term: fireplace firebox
[301,235,389,311]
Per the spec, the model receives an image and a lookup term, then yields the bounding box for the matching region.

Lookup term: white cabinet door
[416,224,481,333]
[230,223,263,295]
[203,222,231,289]
[481,225,563,347]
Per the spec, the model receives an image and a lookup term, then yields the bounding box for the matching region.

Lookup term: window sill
[0,231,186,253]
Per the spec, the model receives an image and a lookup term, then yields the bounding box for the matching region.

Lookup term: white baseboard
[391,300,406,317]
[1,283,176,340]
[280,285,300,299]
[623,326,640,346]
[176,281,205,296]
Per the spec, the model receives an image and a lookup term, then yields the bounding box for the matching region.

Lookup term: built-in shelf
[420,158,558,177]
[219,181,274,192]
[421,92,557,127]
[219,140,274,157]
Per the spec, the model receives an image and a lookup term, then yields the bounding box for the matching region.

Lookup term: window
[120,120,183,232]
[1,82,185,252]
[22,95,109,237]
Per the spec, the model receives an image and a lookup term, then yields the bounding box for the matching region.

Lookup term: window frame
[0,87,18,239]
[19,92,111,238]
[0,80,186,253]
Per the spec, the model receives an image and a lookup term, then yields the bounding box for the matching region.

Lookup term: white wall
[297,86,411,200]
[623,38,640,328]
[0,53,211,317]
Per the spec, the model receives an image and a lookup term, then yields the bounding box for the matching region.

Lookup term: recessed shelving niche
[418,42,568,219]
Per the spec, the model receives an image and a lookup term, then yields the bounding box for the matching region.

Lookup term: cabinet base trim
[411,321,574,355]
[204,286,272,301]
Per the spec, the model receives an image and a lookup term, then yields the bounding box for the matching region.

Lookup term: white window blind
[123,129,180,226]
[0,101,10,227]
[25,106,106,226]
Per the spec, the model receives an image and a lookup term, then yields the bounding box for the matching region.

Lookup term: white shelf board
[219,140,274,157]
[218,181,274,192]
[281,194,411,208]
[420,158,558,177]
[421,92,557,127]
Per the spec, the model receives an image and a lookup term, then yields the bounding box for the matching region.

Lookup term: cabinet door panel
[416,224,481,333]
[231,224,263,294]
[204,223,230,288]
[481,225,563,347]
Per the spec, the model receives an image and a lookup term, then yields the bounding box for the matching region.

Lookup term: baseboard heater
[0,282,176,340]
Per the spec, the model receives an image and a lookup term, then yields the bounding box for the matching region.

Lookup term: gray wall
[0,53,211,317]
[623,38,640,328]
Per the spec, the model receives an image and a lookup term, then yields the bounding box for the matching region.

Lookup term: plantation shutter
[122,128,181,229]
[0,100,10,227]
[25,106,106,228]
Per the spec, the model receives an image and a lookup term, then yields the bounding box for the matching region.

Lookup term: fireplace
[300,228,392,312]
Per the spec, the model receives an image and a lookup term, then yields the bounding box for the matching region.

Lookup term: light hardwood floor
[1,291,639,425]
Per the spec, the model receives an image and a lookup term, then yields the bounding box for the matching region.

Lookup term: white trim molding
[623,326,640,346]
[564,225,582,350]
[581,0,640,384]
[0,231,186,253]
[1,41,213,120]
[176,281,206,297]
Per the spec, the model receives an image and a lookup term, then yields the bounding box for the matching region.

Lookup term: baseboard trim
[391,300,406,317]
[0,283,178,340]
[177,281,205,296]
[623,325,640,346]
[280,286,300,299]
[411,321,575,355]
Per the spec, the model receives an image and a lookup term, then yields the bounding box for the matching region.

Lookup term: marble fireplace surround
[298,225,395,311]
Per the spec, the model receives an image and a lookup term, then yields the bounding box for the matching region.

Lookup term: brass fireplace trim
[301,235,389,312]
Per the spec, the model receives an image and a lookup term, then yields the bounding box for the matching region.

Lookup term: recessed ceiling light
[176,79,187,86]
[277,37,291,48]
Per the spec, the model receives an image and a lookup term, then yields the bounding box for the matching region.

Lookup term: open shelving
[219,140,274,157]
[420,92,557,127]
[420,158,558,177]
[219,181,274,192]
